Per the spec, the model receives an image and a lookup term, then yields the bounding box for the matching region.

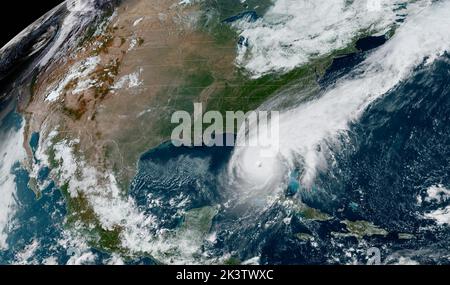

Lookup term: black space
[0,1,64,48]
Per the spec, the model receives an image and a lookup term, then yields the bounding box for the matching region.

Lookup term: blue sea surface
[0,108,150,264]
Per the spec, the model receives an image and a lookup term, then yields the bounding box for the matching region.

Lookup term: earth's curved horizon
[1,0,450,265]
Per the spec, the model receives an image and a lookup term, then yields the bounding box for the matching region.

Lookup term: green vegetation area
[203,0,274,20]
[333,220,389,239]
[174,0,364,117]
[298,206,333,222]
[40,126,124,253]
[61,183,124,253]
[77,8,116,49]
[129,0,374,184]
[179,206,218,236]
[42,0,393,258]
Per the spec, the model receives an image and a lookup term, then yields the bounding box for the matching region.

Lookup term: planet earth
[1,0,450,265]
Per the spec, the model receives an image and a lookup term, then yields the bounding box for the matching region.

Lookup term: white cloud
[13,239,40,265]
[45,56,100,102]
[229,0,450,191]
[233,0,432,78]
[112,68,144,90]
[0,119,26,250]
[424,185,450,204]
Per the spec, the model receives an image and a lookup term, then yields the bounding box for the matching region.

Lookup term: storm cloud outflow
[229,0,450,190]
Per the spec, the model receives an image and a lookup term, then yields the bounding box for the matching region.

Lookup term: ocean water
[318,54,450,231]
[2,53,449,264]
[126,53,450,264]
[0,108,66,264]
[0,107,153,264]
[1,1,450,263]
[130,140,234,232]
[1,60,449,264]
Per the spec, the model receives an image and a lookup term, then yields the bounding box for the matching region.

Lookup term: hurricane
[229,0,450,190]
[1,0,450,265]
